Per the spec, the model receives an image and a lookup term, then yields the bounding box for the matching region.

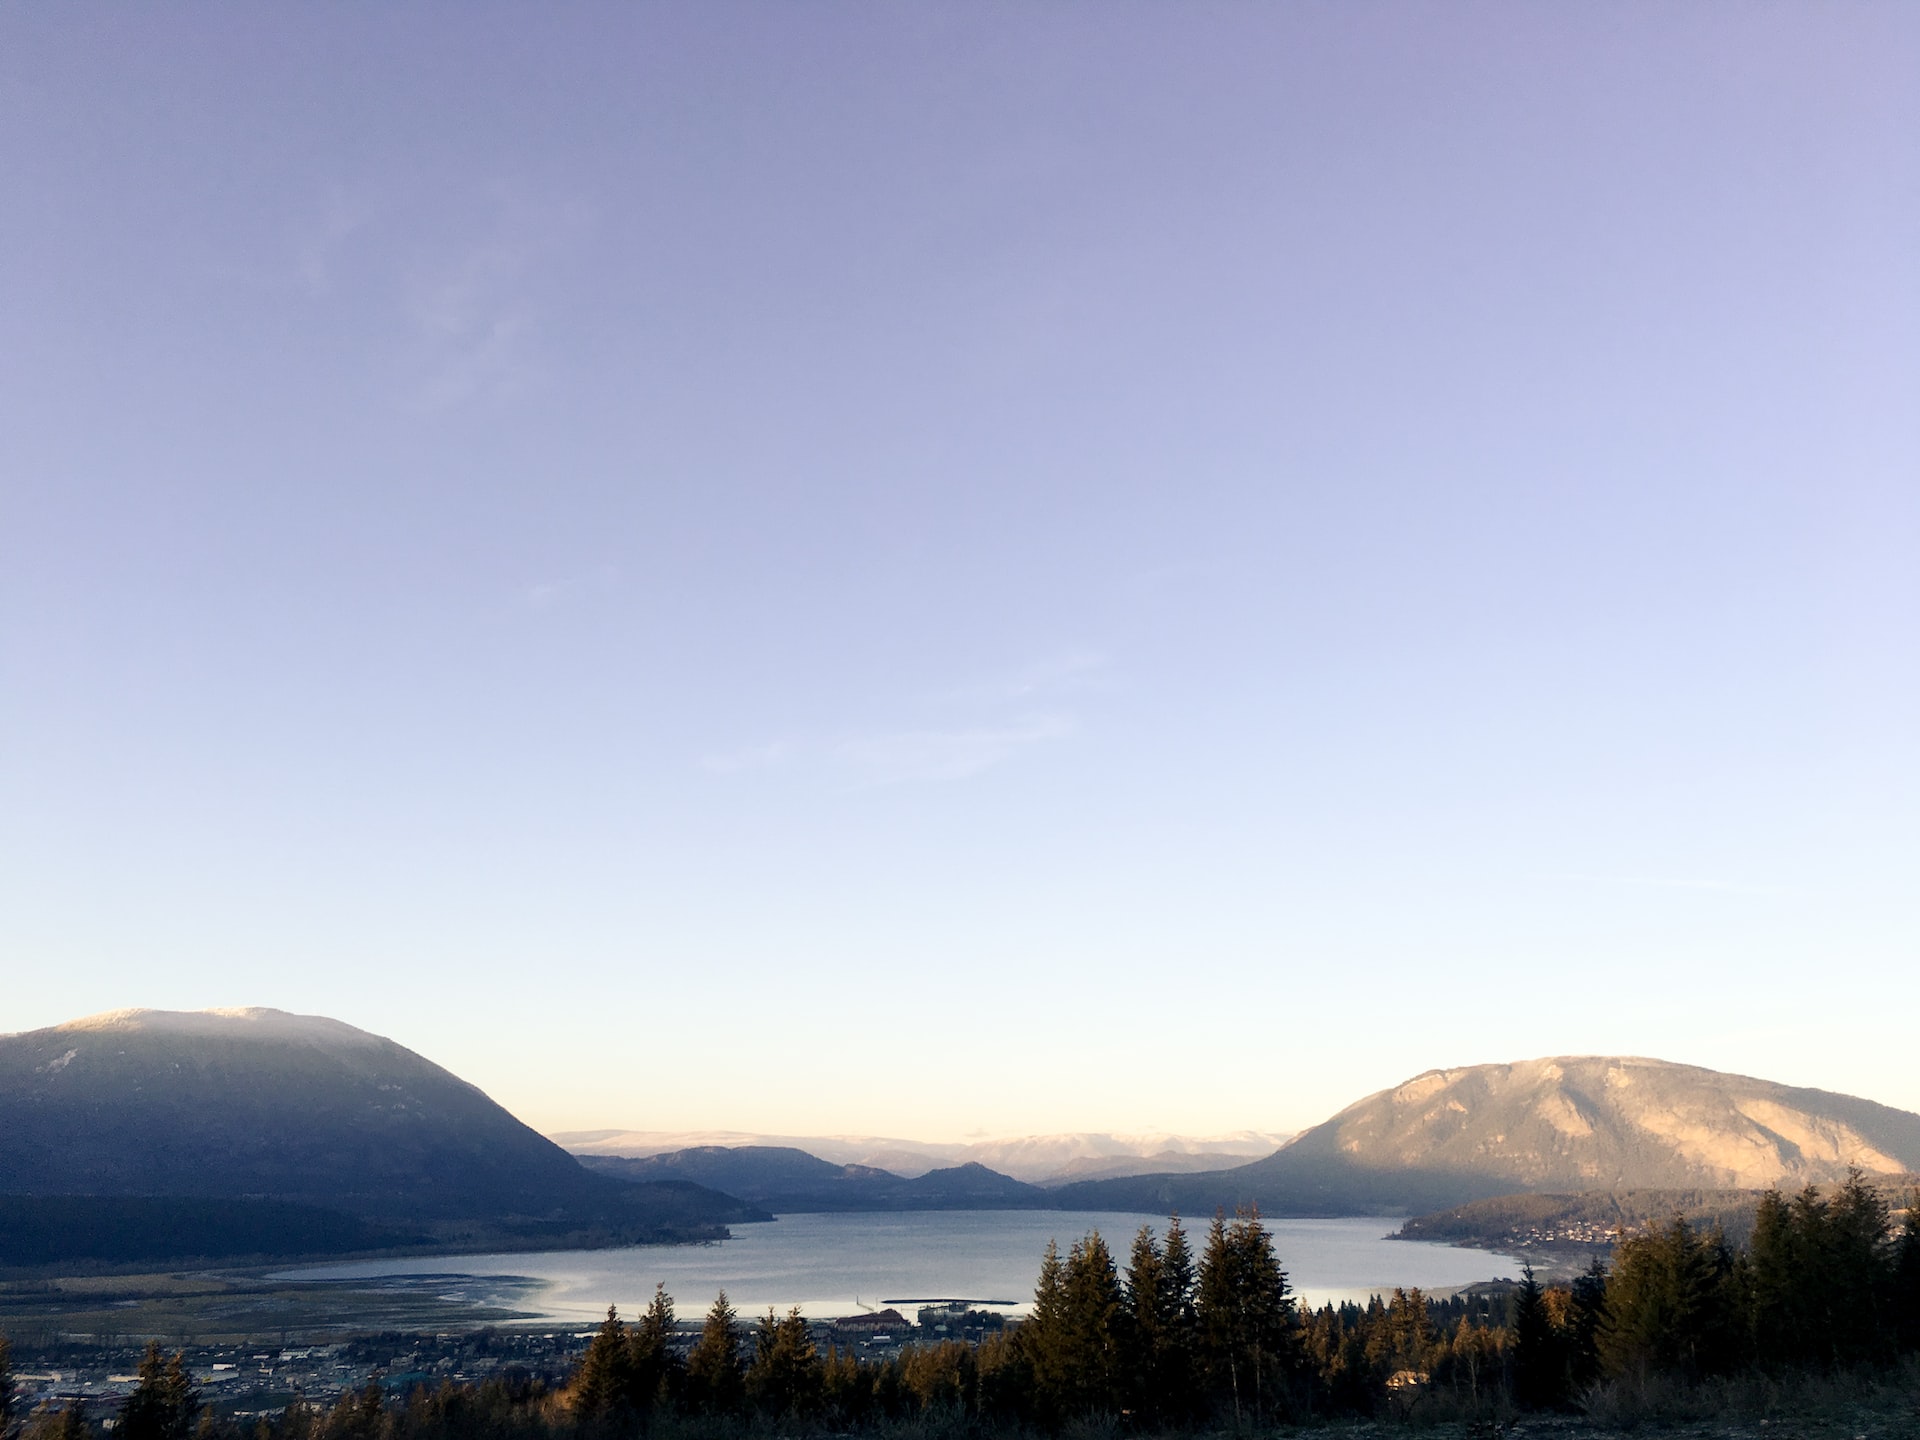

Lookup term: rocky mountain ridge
[1052,1056,1920,1215]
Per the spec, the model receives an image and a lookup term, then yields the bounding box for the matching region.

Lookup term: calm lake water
[281,1212,1526,1323]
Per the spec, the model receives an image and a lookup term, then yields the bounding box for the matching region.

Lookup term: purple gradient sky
[3,5,1916,1139]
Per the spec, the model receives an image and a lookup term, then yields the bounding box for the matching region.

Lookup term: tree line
[5,1182,1920,1437]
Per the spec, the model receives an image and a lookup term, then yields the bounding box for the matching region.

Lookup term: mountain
[962,1133,1292,1187]
[1041,1149,1284,1185]
[581,1146,1053,1211]
[1053,1057,1920,1216]
[0,1008,764,1253]
[555,1129,1290,1184]
[556,1130,968,1176]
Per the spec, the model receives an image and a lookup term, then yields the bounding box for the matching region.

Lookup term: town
[6,1306,1012,1428]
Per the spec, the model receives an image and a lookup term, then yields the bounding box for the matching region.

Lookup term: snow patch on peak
[54,1007,382,1046]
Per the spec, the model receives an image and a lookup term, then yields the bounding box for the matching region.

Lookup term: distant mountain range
[579,1148,1054,1211]
[571,1057,1920,1221]
[0,1008,762,1265]
[13,1009,1920,1270]
[554,1129,1291,1185]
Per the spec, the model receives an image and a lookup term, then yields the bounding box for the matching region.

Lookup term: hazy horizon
[4,6,1915,1139]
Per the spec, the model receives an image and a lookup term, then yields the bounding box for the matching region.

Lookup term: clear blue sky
[3,5,1915,1140]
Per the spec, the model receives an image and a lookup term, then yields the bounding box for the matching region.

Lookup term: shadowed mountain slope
[0,1008,763,1239]
[1053,1057,1920,1216]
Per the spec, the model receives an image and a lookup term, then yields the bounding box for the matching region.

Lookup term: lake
[281,1212,1526,1324]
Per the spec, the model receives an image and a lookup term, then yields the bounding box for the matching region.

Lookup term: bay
[281,1212,1527,1324]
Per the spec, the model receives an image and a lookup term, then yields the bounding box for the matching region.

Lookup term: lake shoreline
[276,1211,1531,1326]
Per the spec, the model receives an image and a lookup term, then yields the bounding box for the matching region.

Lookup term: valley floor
[0,1267,540,1346]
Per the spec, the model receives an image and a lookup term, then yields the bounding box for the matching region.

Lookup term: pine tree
[1196,1208,1297,1426]
[686,1291,744,1413]
[1122,1216,1203,1424]
[119,1343,168,1440]
[1060,1230,1126,1415]
[120,1342,197,1440]
[1567,1255,1607,1388]
[1023,1231,1128,1418]
[745,1307,821,1418]
[1156,1214,1201,1421]
[975,1326,1034,1425]
[1125,1223,1165,1407]
[628,1282,679,1414]
[1022,1239,1071,1421]
[571,1306,634,1424]
[1599,1216,1738,1380]
[1197,1212,1239,1418]
[1381,1288,1434,1377]
[1824,1168,1893,1367]
[1895,1190,1920,1353]
[316,1380,383,1440]
[160,1353,195,1440]
[25,1399,87,1440]
[1509,1265,1563,1409]
[1745,1188,1797,1366]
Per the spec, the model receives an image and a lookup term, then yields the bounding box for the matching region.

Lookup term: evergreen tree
[1371,1288,1434,1378]
[1895,1190,1920,1352]
[1744,1174,1894,1370]
[120,1343,198,1440]
[1156,1214,1201,1420]
[1745,1188,1799,1366]
[570,1307,634,1424]
[1567,1255,1607,1389]
[1599,1216,1738,1380]
[899,1339,975,1412]
[1060,1230,1126,1415]
[24,1400,86,1440]
[1822,1168,1893,1367]
[1124,1222,1165,1407]
[318,1379,385,1440]
[1021,1231,1128,1418]
[628,1282,679,1413]
[745,1307,821,1418]
[1439,1313,1505,1411]
[1021,1239,1071,1421]
[1509,1265,1563,1409]
[1124,1220,1199,1424]
[685,1291,744,1413]
[1196,1213,1238,1417]
[974,1327,1035,1426]
[1196,1208,1297,1426]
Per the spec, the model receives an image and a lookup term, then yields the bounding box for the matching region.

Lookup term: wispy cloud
[938,650,1110,705]
[836,714,1073,784]
[700,653,1104,784]
[400,191,590,410]
[699,740,797,775]
[523,564,618,610]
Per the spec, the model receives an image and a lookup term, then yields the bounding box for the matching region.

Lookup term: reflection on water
[281,1211,1528,1323]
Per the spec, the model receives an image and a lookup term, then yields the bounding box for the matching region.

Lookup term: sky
[2,5,1916,1143]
